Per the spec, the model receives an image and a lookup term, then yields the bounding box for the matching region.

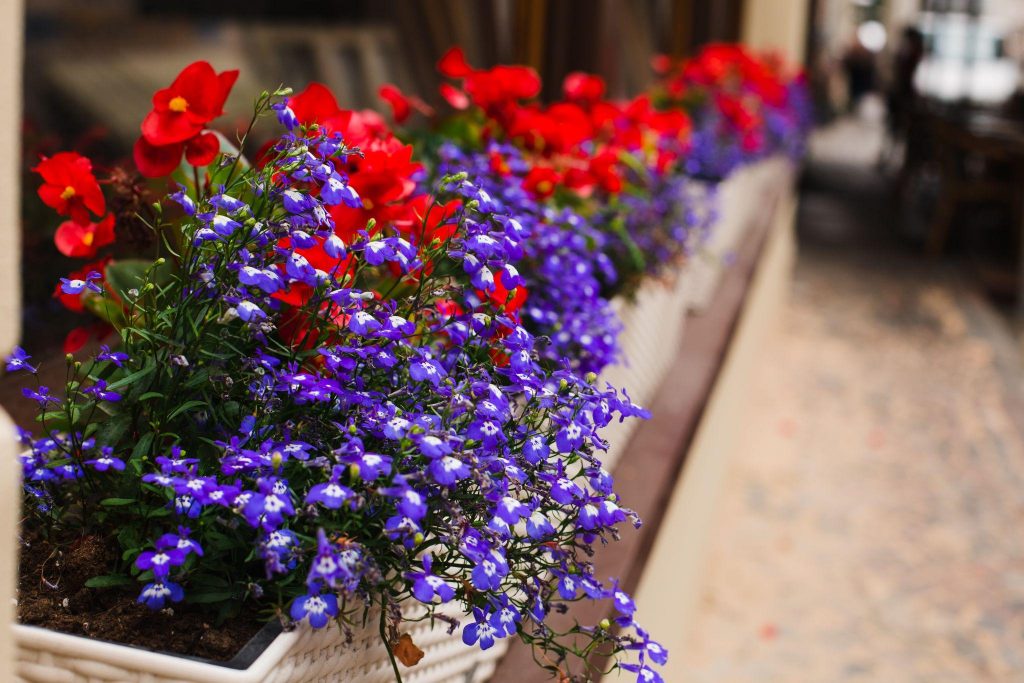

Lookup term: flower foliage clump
[15,62,667,682]
[651,43,813,179]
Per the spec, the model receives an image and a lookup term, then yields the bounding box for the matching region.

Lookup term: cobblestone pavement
[678,249,1024,682]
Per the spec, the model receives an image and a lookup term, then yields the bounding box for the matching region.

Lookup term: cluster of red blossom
[652,42,801,154]
[379,46,695,200]
[31,44,804,354]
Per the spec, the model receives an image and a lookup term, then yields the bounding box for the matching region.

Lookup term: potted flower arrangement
[12,61,666,683]
[371,50,714,461]
[650,44,811,311]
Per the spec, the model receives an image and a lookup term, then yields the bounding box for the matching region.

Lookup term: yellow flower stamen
[81,231,94,247]
[169,96,189,113]
[60,185,76,201]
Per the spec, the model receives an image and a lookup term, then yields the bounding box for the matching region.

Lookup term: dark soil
[17,532,268,662]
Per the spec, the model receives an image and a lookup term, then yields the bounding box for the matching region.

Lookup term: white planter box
[16,600,506,683]
[686,156,793,312]
[599,266,693,471]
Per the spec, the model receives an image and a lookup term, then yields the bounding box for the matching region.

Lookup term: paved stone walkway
[678,247,1024,681]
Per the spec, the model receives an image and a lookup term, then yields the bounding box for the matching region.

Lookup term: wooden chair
[926,115,1024,255]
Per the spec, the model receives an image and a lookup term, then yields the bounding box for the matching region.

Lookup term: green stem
[379,604,404,683]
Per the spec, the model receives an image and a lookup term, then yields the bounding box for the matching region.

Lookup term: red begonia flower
[185,131,220,167]
[34,152,106,225]
[483,276,528,315]
[522,166,561,199]
[133,136,185,178]
[379,84,411,123]
[437,47,539,117]
[63,322,114,355]
[562,72,606,104]
[330,136,423,240]
[439,84,470,110]
[134,61,237,177]
[438,46,474,78]
[54,214,115,259]
[141,61,238,146]
[289,83,391,146]
[378,84,434,124]
[588,149,624,194]
[464,65,541,111]
[650,54,673,75]
[289,83,348,134]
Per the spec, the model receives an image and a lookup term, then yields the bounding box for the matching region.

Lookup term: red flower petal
[133,136,184,178]
[438,46,473,78]
[54,214,115,259]
[289,83,342,129]
[33,151,106,220]
[217,69,240,112]
[439,84,469,110]
[141,109,204,146]
[63,326,91,354]
[562,72,606,103]
[378,84,411,124]
[185,131,220,167]
[143,62,238,145]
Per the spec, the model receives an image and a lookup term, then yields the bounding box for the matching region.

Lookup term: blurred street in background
[678,102,1024,682]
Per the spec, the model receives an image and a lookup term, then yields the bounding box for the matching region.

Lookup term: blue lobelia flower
[428,455,470,486]
[96,345,129,368]
[407,554,455,604]
[85,447,125,472]
[137,580,184,609]
[272,100,299,130]
[305,469,355,510]
[289,590,339,629]
[462,607,502,650]
[6,347,36,374]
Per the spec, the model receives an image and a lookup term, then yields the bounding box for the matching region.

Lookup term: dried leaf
[393,633,424,667]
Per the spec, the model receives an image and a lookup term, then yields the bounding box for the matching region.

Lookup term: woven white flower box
[15,600,506,683]
[599,264,693,471]
[686,156,792,312]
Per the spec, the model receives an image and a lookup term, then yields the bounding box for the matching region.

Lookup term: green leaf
[117,526,142,552]
[130,432,155,461]
[84,574,132,589]
[182,368,210,390]
[100,498,135,507]
[105,358,156,391]
[104,259,175,303]
[168,400,207,421]
[186,590,236,604]
[96,413,131,446]
[190,574,230,588]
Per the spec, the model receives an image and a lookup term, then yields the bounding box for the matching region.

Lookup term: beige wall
[741,0,811,64]
[0,0,23,678]
[629,188,797,682]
